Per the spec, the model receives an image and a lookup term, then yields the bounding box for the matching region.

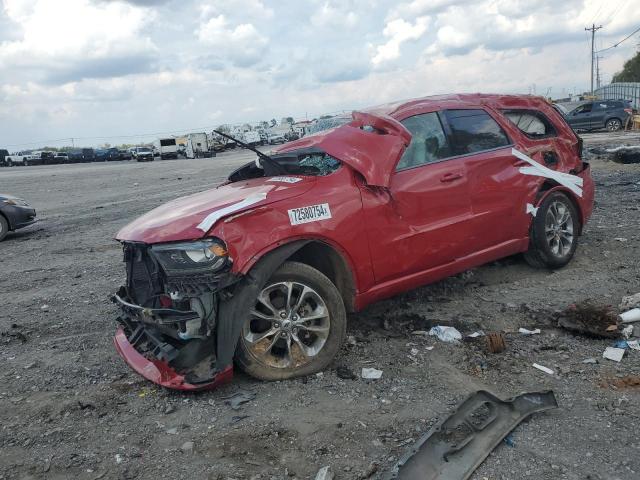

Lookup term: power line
[596,25,640,53]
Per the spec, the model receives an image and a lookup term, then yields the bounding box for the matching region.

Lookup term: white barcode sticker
[288,203,332,225]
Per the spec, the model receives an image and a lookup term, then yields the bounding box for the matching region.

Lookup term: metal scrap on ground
[381,390,558,480]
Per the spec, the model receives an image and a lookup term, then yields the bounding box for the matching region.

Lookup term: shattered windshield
[297,153,341,176]
[307,115,351,135]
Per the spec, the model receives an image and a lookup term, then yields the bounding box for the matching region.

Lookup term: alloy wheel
[242,281,331,369]
[545,200,574,257]
[606,119,621,131]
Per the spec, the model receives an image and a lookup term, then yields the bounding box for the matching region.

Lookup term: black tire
[23,158,28,166]
[606,118,622,132]
[0,215,9,241]
[524,192,580,269]
[235,261,347,381]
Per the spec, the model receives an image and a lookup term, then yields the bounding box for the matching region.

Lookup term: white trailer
[185,133,211,159]
[154,138,178,159]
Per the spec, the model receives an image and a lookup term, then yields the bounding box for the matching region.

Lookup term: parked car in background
[112,93,594,391]
[0,149,10,166]
[133,147,154,162]
[266,132,286,144]
[53,152,69,164]
[95,148,120,161]
[556,100,633,132]
[119,149,132,160]
[0,194,37,241]
[6,151,38,166]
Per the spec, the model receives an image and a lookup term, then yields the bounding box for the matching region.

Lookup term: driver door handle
[440,172,463,182]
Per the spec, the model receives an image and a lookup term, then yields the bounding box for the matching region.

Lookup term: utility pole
[585,24,602,95]
[595,55,603,89]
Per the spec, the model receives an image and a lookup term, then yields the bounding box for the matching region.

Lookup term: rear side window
[572,103,592,114]
[443,109,510,155]
[502,109,556,139]
[396,112,451,170]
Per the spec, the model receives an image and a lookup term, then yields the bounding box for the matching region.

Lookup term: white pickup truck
[5,151,42,166]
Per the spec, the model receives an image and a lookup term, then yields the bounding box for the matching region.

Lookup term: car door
[590,102,609,129]
[568,103,593,129]
[440,109,519,251]
[361,111,474,284]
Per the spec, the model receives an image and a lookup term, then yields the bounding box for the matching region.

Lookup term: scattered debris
[619,308,640,324]
[336,365,357,380]
[622,325,634,339]
[518,327,541,335]
[557,301,619,338]
[582,358,598,364]
[166,427,178,435]
[600,376,640,389]
[532,363,555,375]
[230,415,250,424]
[223,390,256,410]
[619,293,640,311]
[614,237,628,242]
[40,304,49,311]
[602,347,625,362]
[115,454,124,464]
[627,340,640,351]
[180,441,194,453]
[314,466,334,480]
[486,332,506,353]
[361,368,383,380]
[503,433,515,447]
[164,405,176,415]
[613,340,629,349]
[467,331,485,338]
[381,390,557,480]
[428,325,462,343]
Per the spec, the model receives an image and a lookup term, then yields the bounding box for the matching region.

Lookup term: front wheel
[235,261,346,381]
[0,215,8,241]
[606,118,622,132]
[524,192,580,269]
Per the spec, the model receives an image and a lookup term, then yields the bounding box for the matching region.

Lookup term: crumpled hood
[276,111,411,188]
[116,177,315,244]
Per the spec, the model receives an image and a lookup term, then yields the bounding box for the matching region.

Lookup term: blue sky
[0,0,638,148]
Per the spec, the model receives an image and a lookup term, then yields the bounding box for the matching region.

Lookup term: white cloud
[196,14,268,68]
[0,0,156,83]
[372,16,429,65]
[311,2,358,28]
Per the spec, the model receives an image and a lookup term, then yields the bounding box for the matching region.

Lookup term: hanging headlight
[151,239,230,275]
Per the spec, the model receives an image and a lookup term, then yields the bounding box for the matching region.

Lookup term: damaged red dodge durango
[113,94,594,390]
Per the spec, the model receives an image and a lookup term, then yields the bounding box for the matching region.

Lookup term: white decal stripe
[196,192,268,232]
[512,148,583,197]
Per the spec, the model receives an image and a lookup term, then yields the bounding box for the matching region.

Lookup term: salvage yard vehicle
[0,149,10,166]
[133,147,154,162]
[6,151,39,166]
[0,194,36,241]
[154,138,179,160]
[112,93,594,391]
[556,100,633,132]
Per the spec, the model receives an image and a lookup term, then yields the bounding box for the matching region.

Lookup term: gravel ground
[1,134,639,480]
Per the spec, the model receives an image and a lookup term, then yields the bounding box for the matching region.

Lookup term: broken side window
[396,112,451,170]
[502,109,557,139]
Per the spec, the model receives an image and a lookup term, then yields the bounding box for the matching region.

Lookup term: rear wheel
[524,192,579,269]
[22,158,28,166]
[235,261,346,381]
[606,118,622,131]
[0,215,9,241]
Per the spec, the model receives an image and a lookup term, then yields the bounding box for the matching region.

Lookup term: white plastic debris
[361,368,383,380]
[467,331,485,338]
[602,347,625,362]
[315,466,334,480]
[115,454,124,464]
[614,237,628,242]
[425,346,434,351]
[410,348,419,356]
[622,325,634,339]
[582,358,597,364]
[619,308,640,324]
[519,328,541,335]
[532,363,555,375]
[627,340,640,351]
[619,293,640,311]
[428,326,462,343]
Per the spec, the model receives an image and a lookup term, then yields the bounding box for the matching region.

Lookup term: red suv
[113,94,594,390]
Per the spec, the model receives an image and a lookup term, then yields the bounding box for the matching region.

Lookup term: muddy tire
[0,215,9,241]
[235,261,346,381]
[524,192,579,269]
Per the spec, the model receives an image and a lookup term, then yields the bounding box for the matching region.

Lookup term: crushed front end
[113,240,237,390]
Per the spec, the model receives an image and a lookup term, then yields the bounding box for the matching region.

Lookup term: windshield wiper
[213,130,285,174]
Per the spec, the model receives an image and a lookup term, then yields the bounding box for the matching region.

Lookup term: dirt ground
[1,133,639,480]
